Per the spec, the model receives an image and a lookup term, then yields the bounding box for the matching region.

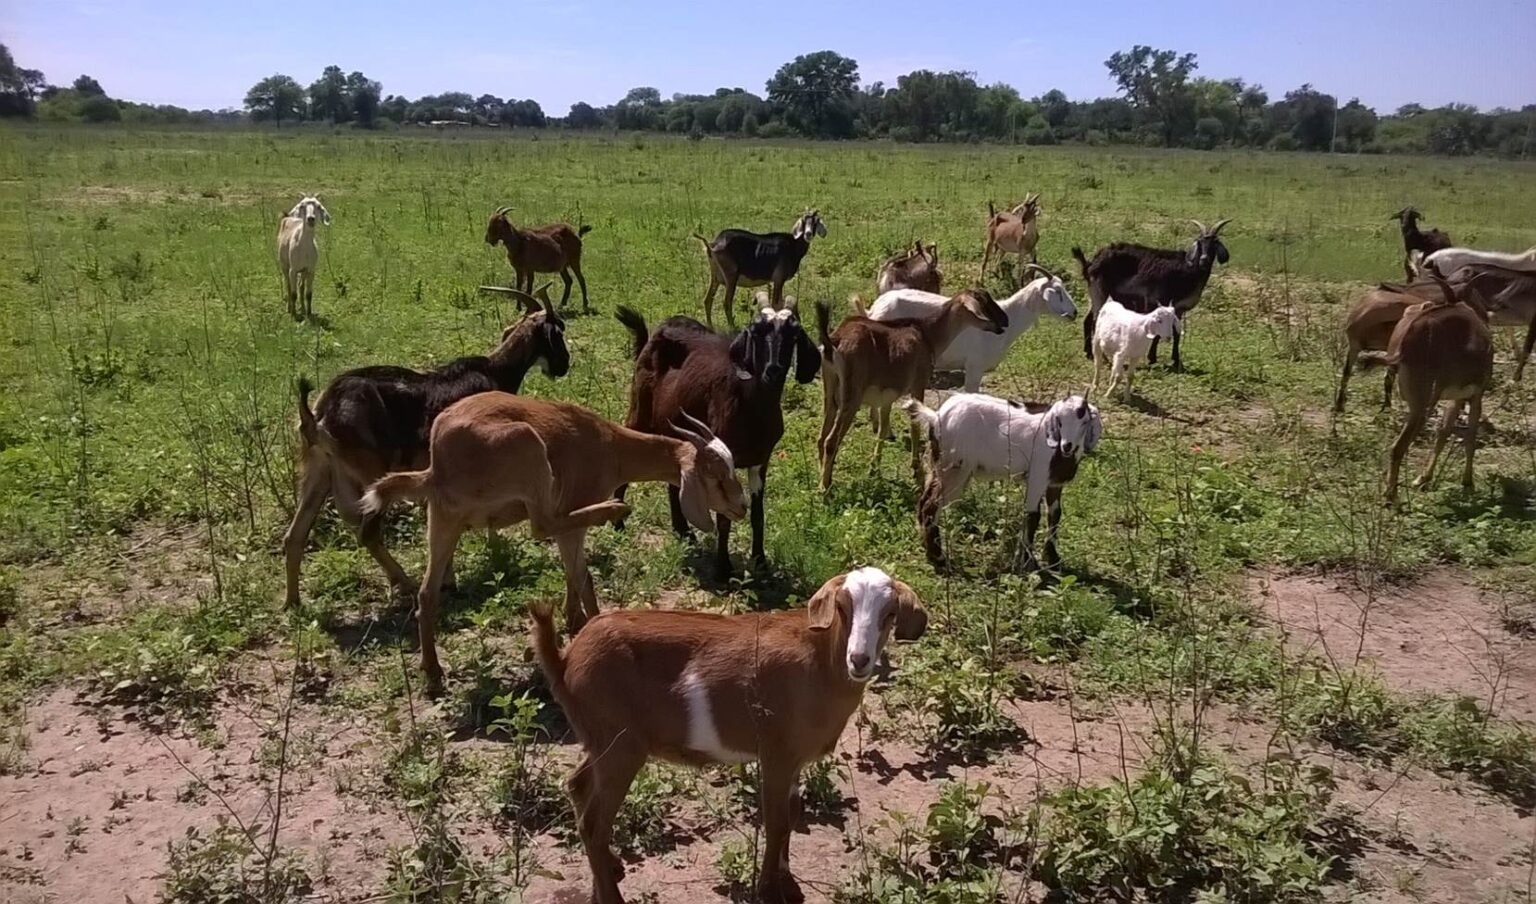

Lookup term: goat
[813,290,1008,492]
[1424,245,1536,279]
[277,195,330,320]
[1073,218,1232,370]
[1362,278,1493,502]
[530,568,927,904]
[485,207,593,312]
[1090,300,1182,401]
[1444,263,1536,380]
[876,240,942,294]
[283,287,566,612]
[1333,279,1449,412]
[863,263,1076,392]
[904,393,1101,572]
[981,194,1041,283]
[616,305,820,577]
[694,209,825,327]
[360,394,747,696]
[1390,207,1453,281]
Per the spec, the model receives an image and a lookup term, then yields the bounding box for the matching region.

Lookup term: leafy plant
[158,821,312,904]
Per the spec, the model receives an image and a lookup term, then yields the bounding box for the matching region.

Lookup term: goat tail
[296,377,320,447]
[614,305,649,360]
[1357,350,1400,369]
[1071,246,1091,277]
[814,299,834,360]
[577,224,593,237]
[359,470,431,521]
[988,200,996,218]
[691,230,711,251]
[528,599,572,705]
[899,396,939,433]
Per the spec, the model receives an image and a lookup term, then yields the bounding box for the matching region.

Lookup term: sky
[4,0,1534,114]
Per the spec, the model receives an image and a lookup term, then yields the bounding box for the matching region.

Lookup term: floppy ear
[792,218,806,240]
[815,217,827,238]
[1045,412,1063,449]
[1083,408,1103,453]
[729,328,754,374]
[891,581,928,641]
[806,576,848,632]
[676,455,716,532]
[1215,243,1230,265]
[792,323,822,383]
[319,201,332,225]
[925,243,938,263]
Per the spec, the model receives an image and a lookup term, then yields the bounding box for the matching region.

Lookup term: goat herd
[274,194,1536,904]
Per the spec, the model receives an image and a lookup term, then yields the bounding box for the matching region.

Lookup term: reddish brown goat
[876,240,942,294]
[485,207,593,311]
[530,568,928,904]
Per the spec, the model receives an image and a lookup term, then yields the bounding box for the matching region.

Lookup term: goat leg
[713,512,733,579]
[573,263,591,313]
[1081,312,1096,361]
[1462,395,1481,489]
[749,469,768,572]
[757,760,806,904]
[1043,486,1064,571]
[666,485,694,541]
[1147,336,1160,366]
[1518,322,1536,382]
[1333,351,1355,413]
[1018,510,1043,573]
[611,483,630,531]
[559,268,573,309]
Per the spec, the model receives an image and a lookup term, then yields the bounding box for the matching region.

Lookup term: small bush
[158,821,312,904]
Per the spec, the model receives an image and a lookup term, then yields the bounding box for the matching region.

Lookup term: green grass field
[2,126,1535,903]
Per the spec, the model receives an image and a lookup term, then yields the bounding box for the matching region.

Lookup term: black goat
[614,305,820,577]
[1073,218,1232,370]
[693,209,826,327]
[282,288,567,608]
[1390,207,1453,281]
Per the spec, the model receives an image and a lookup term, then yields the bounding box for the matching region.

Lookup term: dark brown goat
[282,288,566,609]
[485,207,593,311]
[876,240,942,294]
[1073,218,1231,370]
[615,307,820,577]
[1390,207,1453,281]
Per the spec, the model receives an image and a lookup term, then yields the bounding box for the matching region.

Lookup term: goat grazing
[485,207,593,311]
[616,304,820,577]
[981,193,1041,282]
[904,393,1101,572]
[1073,218,1231,370]
[1445,263,1536,380]
[360,394,747,696]
[1363,278,1493,502]
[283,288,567,612]
[1424,245,1536,279]
[863,264,1076,392]
[876,240,942,294]
[277,195,331,320]
[1390,207,1453,281]
[1090,300,1182,401]
[694,209,825,327]
[814,290,1008,491]
[530,568,927,904]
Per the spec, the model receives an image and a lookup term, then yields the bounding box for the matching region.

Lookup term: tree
[244,74,306,126]
[567,101,603,129]
[1335,99,1378,151]
[766,50,860,138]
[78,94,120,122]
[72,74,105,96]
[347,71,382,126]
[0,43,42,116]
[1276,84,1336,151]
[502,99,546,128]
[1037,89,1072,128]
[309,65,348,122]
[613,86,662,130]
[1104,45,1198,146]
[380,94,409,122]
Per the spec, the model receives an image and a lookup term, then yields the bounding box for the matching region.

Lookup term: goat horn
[1189,219,1208,234]
[479,286,543,311]
[1077,390,1091,414]
[680,409,716,439]
[1210,218,1232,235]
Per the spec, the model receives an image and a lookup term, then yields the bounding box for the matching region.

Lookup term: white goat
[1424,245,1536,278]
[1090,299,1180,400]
[277,195,331,320]
[863,265,1077,392]
[902,393,1102,571]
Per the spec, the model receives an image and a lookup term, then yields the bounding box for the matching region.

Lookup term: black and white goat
[693,209,826,327]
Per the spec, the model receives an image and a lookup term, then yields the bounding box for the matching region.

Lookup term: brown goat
[485,207,593,311]
[1333,279,1448,412]
[814,290,1008,492]
[981,193,1040,283]
[876,240,942,294]
[359,394,747,696]
[530,568,927,904]
[1444,263,1536,380]
[1364,278,1493,502]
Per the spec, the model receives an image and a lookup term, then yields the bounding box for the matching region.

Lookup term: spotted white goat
[862,264,1077,392]
[1090,299,1180,400]
[278,195,331,320]
[902,393,1102,572]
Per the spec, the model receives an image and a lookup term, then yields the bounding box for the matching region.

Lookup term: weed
[158,821,312,904]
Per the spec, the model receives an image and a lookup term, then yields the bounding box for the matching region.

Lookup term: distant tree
[78,93,120,122]
[766,50,860,138]
[975,83,1022,138]
[567,101,603,129]
[1037,88,1072,128]
[309,65,349,122]
[1104,45,1198,146]
[1278,84,1336,150]
[0,43,41,116]
[347,71,382,126]
[244,74,306,126]
[72,74,105,96]
[1335,98,1378,151]
[613,86,662,129]
[380,94,409,122]
[502,98,546,127]
[474,93,504,123]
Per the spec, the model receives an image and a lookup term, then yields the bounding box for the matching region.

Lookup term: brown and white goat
[814,290,1008,492]
[284,288,566,610]
[1362,278,1493,502]
[485,207,593,311]
[530,568,928,904]
[981,193,1040,283]
[360,394,747,696]
[876,240,942,294]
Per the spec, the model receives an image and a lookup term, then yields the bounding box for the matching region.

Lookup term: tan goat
[814,290,1008,492]
[1334,280,1446,412]
[876,240,942,294]
[1363,278,1493,502]
[360,393,747,696]
[981,193,1040,283]
[530,567,928,904]
[485,207,593,311]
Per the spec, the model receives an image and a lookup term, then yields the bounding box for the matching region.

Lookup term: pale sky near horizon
[4,0,1533,114]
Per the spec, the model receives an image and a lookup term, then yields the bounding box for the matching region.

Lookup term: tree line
[3,43,1532,158]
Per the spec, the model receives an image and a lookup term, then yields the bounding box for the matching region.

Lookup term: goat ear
[792,218,806,240]
[1084,408,1103,453]
[676,464,716,533]
[319,202,332,225]
[891,581,928,641]
[729,329,753,372]
[793,324,822,384]
[806,577,847,631]
[1045,413,1063,449]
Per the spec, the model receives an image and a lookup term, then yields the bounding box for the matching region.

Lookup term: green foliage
[158,821,312,904]
[614,765,685,855]
[892,640,1020,758]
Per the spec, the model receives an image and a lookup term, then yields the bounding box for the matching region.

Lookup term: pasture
[2,126,1535,903]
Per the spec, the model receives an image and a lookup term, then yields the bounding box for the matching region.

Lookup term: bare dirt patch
[1253,568,1536,723]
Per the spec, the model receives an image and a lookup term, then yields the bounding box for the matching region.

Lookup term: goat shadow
[295,312,334,331]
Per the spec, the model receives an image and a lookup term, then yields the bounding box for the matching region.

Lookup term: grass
[3,124,1536,900]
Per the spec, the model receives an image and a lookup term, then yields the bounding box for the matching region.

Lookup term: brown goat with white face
[530,568,928,904]
[981,193,1040,283]
[876,240,942,294]
[485,207,593,312]
[814,290,1008,492]
[359,393,747,696]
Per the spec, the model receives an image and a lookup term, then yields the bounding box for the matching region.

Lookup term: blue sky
[5,0,1533,113]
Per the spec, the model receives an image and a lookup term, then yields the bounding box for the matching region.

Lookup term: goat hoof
[757,874,804,904]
